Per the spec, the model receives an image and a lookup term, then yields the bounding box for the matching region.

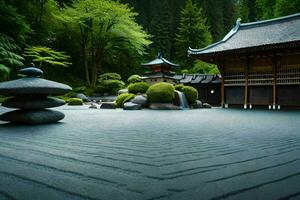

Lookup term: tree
[175,0,212,68]
[58,0,151,87]
[0,34,24,80]
[274,0,300,17]
[256,0,276,19]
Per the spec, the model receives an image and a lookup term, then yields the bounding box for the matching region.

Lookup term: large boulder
[131,95,148,107]
[149,103,180,110]
[191,100,203,109]
[74,93,90,102]
[123,102,141,110]
[100,102,116,109]
[203,103,212,108]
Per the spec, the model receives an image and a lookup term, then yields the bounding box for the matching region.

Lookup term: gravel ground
[0,106,300,200]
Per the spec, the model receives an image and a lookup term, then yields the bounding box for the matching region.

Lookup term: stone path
[0,106,300,200]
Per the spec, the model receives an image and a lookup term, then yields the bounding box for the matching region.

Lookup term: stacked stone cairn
[0,67,72,124]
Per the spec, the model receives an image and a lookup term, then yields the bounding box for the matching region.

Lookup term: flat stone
[149,103,180,110]
[203,103,212,108]
[2,97,65,109]
[19,67,43,77]
[73,93,90,102]
[123,102,141,110]
[191,100,203,109]
[0,77,72,96]
[100,102,116,109]
[0,109,65,124]
[132,95,148,107]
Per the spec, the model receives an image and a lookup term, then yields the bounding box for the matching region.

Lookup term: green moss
[174,84,184,91]
[122,93,136,105]
[68,98,83,106]
[146,82,175,103]
[182,86,198,103]
[115,93,135,108]
[127,75,142,84]
[0,96,11,104]
[128,82,149,94]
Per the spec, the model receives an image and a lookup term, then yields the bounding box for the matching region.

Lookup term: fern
[23,46,71,68]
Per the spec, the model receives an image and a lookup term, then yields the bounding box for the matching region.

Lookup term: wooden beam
[272,55,279,109]
[218,65,225,107]
[244,57,249,109]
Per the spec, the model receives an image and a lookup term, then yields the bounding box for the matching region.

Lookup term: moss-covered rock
[146,82,175,103]
[182,86,198,104]
[115,93,135,108]
[174,84,184,91]
[68,98,83,106]
[128,82,149,94]
[127,75,142,84]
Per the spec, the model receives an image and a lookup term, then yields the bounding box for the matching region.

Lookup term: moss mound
[68,98,83,106]
[127,75,142,84]
[146,82,175,103]
[128,82,149,94]
[115,93,135,108]
[174,84,184,91]
[182,86,198,103]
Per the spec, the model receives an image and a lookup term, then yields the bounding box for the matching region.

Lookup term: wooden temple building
[141,53,179,85]
[189,13,300,109]
[142,53,222,105]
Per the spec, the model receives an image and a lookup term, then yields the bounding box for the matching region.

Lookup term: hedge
[182,86,198,103]
[146,82,175,103]
[128,82,149,94]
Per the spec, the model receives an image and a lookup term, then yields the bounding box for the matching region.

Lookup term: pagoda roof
[173,74,221,84]
[188,13,300,58]
[142,53,180,68]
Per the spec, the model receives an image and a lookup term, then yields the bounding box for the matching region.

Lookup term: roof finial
[31,63,36,68]
[157,52,163,59]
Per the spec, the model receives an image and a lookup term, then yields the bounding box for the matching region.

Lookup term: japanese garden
[0,0,300,199]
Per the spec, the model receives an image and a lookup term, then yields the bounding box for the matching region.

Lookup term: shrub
[73,86,87,93]
[174,84,184,91]
[115,93,135,108]
[127,75,142,84]
[146,82,175,103]
[96,80,125,95]
[68,98,83,106]
[182,86,198,103]
[122,94,136,105]
[98,73,121,82]
[128,82,149,94]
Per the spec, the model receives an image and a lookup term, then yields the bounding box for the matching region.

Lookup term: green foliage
[98,73,122,82]
[182,86,198,103]
[0,96,11,104]
[0,0,32,44]
[146,82,175,103]
[128,82,149,94]
[190,61,220,74]
[127,74,142,84]
[68,98,83,105]
[122,93,136,105]
[175,0,212,68]
[115,93,134,108]
[73,86,87,93]
[273,0,300,17]
[23,46,71,68]
[97,73,125,94]
[0,34,24,80]
[58,0,151,86]
[174,84,185,91]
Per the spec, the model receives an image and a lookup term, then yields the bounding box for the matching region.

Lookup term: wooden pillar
[272,55,278,109]
[219,66,225,108]
[244,57,250,109]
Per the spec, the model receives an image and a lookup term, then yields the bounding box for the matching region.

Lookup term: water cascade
[175,90,189,109]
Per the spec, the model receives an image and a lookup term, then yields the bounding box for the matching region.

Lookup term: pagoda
[141,53,179,85]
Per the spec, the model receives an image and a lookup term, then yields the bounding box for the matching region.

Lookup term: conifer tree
[175,0,212,68]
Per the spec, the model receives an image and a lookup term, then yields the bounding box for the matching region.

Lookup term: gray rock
[0,109,65,124]
[74,93,90,102]
[20,67,43,77]
[89,103,98,109]
[118,88,128,95]
[100,102,116,109]
[191,100,203,109]
[2,96,65,109]
[123,102,141,110]
[149,103,180,110]
[203,103,212,108]
[132,95,148,107]
[0,77,72,96]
